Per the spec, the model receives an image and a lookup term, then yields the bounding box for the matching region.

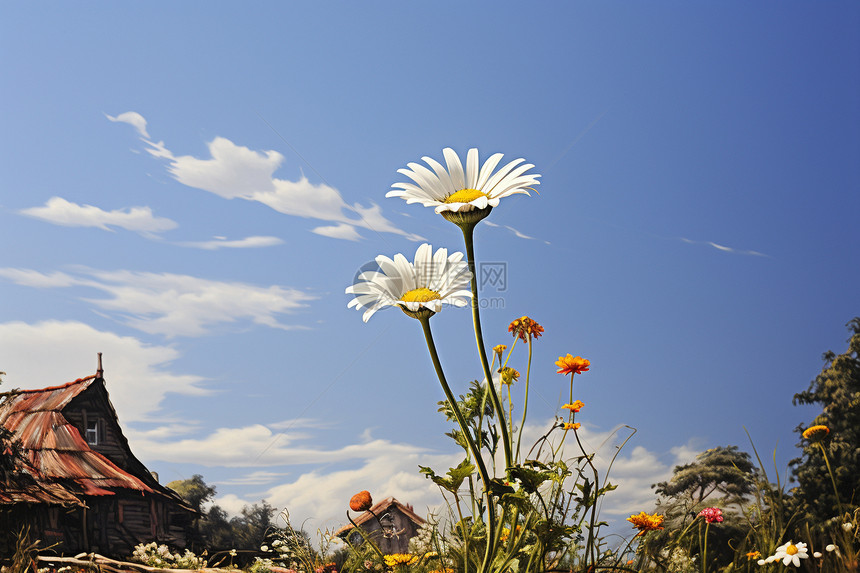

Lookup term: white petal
[476,152,504,190]
[465,148,479,190]
[443,148,465,191]
[421,156,456,195]
[482,157,525,194]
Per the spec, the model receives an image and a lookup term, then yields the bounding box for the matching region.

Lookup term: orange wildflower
[562,422,581,431]
[493,344,507,355]
[556,354,590,375]
[349,490,373,512]
[508,316,544,342]
[627,511,664,536]
[802,425,830,442]
[562,400,584,413]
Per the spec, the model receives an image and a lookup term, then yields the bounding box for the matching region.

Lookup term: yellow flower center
[786,545,798,555]
[445,188,488,203]
[401,287,441,303]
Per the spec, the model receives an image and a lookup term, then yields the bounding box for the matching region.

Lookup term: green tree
[167,474,218,551]
[790,317,860,524]
[167,474,217,513]
[644,446,757,570]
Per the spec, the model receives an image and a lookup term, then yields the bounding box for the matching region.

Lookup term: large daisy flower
[346,243,472,322]
[388,148,540,223]
[771,541,809,567]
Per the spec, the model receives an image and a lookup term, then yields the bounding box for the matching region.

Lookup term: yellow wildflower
[383,554,419,567]
[562,422,581,431]
[562,400,584,413]
[500,367,520,385]
[802,425,830,442]
[627,511,664,537]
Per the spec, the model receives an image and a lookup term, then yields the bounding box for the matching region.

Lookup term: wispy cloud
[109,111,422,241]
[484,221,550,244]
[20,197,177,234]
[0,267,316,337]
[105,111,149,138]
[128,424,429,467]
[311,223,363,241]
[177,236,284,250]
[680,237,769,258]
[0,320,207,422]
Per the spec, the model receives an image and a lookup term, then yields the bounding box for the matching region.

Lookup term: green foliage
[791,317,860,524]
[653,446,756,505]
[167,474,216,513]
[201,501,278,552]
[645,446,757,570]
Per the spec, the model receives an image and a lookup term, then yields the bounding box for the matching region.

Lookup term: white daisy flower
[388,148,540,223]
[346,243,472,322]
[772,541,809,567]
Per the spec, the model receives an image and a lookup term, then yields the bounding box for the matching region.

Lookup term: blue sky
[1,2,858,534]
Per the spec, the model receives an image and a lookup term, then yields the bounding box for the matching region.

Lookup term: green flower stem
[700,521,710,573]
[574,428,600,568]
[515,335,533,462]
[817,442,845,515]
[419,315,496,573]
[346,512,385,559]
[460,222,513,469]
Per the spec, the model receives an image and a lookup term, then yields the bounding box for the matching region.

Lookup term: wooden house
[0,359,195,558]
[336,497,425,554]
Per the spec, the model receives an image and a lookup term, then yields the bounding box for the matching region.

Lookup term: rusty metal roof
[0,376,154,504]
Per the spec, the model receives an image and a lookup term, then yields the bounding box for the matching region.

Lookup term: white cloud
[126,119,422,241]
[311,223,362,241]
[20,197,177,233]
[166,137,283,199]
[484,221,539,241]
[105,111,150,138]
[0,320,207,422]
[0,267,316,338]
[135,414,699,534]
[219,471,292,487]
[680,237,769,258]
[178,236,284,250]
[129,424,429,467]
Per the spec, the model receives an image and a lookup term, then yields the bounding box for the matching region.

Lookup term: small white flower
[346,243,472,322]
[260,545,269,552]
[388,148,540,216]
[826,544,837,552]
[757,559,766,566]
[843,522,854,531]
[772,541,809,567]
[813,552,822,558]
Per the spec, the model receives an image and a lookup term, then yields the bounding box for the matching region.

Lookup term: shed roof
[0,376,155,503]
[335,496,426,537]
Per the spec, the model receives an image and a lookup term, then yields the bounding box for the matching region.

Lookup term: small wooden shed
[0,362,195,558]
[336,497,425,554]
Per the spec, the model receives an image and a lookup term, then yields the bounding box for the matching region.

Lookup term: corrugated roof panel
[0,376,156,506]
